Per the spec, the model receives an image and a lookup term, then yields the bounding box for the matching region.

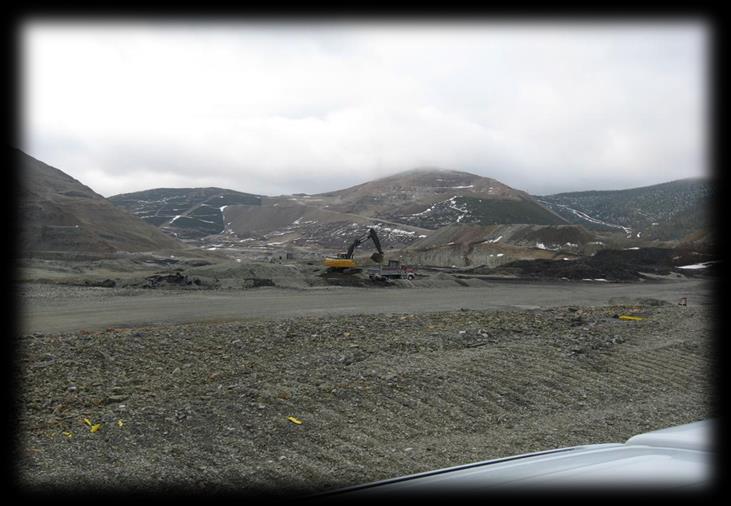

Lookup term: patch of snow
[678,261,718,270]
[564,242,578,247]
[171,215,182,223]
[450,185,474,189]
[549,202,632,234]
[625,247,640,250]
[371,223,415,236]
[496,253,504,257]
[412,205,435,217]
[418,234,427,238]
[219,205,228,212]
[445,196,469,222]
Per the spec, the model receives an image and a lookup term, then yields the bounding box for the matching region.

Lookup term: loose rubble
[16,300,715,495]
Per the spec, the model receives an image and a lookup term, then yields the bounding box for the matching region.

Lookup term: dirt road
[19,278,711,335]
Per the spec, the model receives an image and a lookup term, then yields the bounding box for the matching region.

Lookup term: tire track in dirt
[17,302,715,492]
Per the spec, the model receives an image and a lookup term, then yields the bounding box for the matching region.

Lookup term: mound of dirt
[493,247,714,281]
[142,272,204,288]
[318,272,392,288]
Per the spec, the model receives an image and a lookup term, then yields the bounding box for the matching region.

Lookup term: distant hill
[17,150,184,258]
[96,164,713,267]
[535,178,712,242]
[109,187,262,239]
[218,168,568,254]
[318,168,567,228]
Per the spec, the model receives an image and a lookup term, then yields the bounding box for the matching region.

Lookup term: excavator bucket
[370,252,384,263]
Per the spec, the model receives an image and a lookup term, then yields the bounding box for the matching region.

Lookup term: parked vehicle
[368,259,416,281]
[318,419,714,496]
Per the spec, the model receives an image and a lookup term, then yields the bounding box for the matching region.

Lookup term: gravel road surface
[18,278,711,334]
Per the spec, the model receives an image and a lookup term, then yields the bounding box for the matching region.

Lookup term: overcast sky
[20,20,708,197]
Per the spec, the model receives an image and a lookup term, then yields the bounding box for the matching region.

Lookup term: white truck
[319,419,714,496]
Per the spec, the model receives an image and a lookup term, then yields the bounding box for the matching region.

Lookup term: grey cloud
[21,22,708,197]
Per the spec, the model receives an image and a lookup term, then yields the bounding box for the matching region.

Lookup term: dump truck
[367,259,416,281]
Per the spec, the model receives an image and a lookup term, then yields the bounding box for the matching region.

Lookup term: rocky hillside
[102,165,713,268]
[318,168,567,228]
[536,178,712,242]
[188,168,572,256]
[17,150,184,259]
[397,223,602,268]
[109,187,262,240]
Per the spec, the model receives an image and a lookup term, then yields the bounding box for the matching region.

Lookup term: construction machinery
[324,228,384,272]
[367,259,416,281]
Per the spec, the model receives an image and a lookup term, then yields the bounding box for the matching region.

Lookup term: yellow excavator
[324,228,384,272]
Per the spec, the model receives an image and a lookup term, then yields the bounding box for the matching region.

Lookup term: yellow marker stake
[288,416,303,425]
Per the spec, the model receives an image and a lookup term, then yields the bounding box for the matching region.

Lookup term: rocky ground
[15,295,717,496]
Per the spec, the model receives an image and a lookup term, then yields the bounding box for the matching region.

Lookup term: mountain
[102,166,713,267]
[535,178,712,243]
[17,150,184,258]
[317,168,567,228]
[218,168,569,254]
[109,187,262,239]
[109,168,566,254]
